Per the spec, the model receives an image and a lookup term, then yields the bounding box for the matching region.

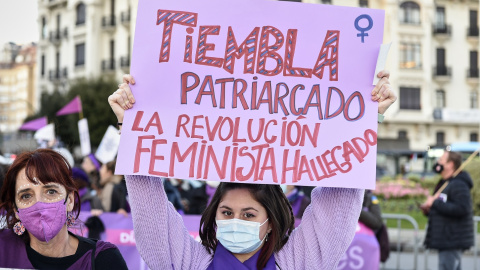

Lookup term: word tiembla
[156,9,340,80]
[131,112,377,184]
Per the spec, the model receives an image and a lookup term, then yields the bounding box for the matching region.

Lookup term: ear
[66,192,75,212]
[14,207,20,220]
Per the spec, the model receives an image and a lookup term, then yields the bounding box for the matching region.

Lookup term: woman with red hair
[0,149,127,269]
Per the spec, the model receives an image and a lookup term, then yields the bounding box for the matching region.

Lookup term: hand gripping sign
[116,0,385,189]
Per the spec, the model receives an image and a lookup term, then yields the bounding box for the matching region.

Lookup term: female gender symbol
[354,14,373,43]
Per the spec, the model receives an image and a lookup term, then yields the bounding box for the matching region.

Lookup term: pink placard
[116,0,385,189]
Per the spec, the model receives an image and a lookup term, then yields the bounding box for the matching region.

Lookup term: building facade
[37,0,138,95]
[0,43,37,133]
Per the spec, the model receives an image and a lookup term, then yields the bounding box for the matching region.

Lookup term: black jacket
[424,171,474,250]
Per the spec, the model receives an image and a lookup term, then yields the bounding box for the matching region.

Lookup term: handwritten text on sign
[116,0,385,188]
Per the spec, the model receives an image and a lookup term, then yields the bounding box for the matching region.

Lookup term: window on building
[399,1,420,24]
[321,0,331,4]
[400,43,421,69]
[469,51,478,77]
[471,91,478,109]
[41,54,45,77]
[400,87,421,110]
[435,90,445,108]
[436,131,445,146]
[75,43,85,66]
[41,17,47,39]
[435,7,445,27]
[471,132,479,142]
[76,3,86,25]
[359,0,368,7]
[398,130,407,140]
[469,10,479,36]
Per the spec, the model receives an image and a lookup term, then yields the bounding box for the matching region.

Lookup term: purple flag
[19,117,48,131]
[56,96,83,116]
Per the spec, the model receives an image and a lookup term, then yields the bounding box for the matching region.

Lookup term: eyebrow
[17,184,61,195]
[43,184,61,189]
[219,205,259,212]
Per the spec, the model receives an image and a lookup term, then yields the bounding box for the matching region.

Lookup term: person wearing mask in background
[82,153,102,192]
[0,149,127,269]
[72,167,103,211]
[424,151,474,270]
[282,185,311,219]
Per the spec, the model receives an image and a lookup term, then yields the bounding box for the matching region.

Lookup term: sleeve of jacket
[275,187,364,269]
[431,180,471,217]
[125,175,212,270]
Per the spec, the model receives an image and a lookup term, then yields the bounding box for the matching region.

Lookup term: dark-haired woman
[0,149,128,269]
[108,71,396,269]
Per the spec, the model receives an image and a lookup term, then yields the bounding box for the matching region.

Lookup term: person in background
[82,153,102,192]
[282,185,311,219]
[164,179,185,214]
[72,167,103,211]
[359,190,383,231]
[99,160,127,214]
[424,151,474,270]
[0,149,127,269]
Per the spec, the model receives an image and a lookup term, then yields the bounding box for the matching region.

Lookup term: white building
[37,0,138,98]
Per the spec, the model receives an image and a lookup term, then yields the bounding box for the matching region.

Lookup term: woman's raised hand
[372,70,397,115]
[108,74,136,123]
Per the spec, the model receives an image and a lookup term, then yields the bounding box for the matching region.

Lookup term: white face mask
[216,218,269,254]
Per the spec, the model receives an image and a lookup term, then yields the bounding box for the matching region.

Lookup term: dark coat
[424,171,474,250]
[359,191,383,231]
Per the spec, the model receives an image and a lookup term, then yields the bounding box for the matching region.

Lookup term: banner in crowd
[117,0,385,189]
[78,118,92,156]
[96,125,121,164]
[72,212,379,270]
[19,116,48,131]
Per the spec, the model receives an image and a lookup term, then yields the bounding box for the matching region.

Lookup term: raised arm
[108,76,211,269]
[125,175,211,269]
[275,187,364,269]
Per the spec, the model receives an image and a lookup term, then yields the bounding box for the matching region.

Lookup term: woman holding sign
[108,71,396,270]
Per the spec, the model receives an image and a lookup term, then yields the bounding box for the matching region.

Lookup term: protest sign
[78,118,92,156]
[116,0,385,188]
[96,125,121,164]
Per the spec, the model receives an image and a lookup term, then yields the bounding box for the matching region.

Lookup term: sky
[0,0,39,46]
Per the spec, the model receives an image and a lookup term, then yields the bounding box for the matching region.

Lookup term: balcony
[102,15,116,31]
[432,24,451,39]
[49,28,68,45]
[432,66,451,82]
[46,0,67,9]
[121,11,131,26]
[433,108,480,123]
[467,68,479,84]
[48,67,68,82]
[120,56,130,71]
[467,27,479,43]
[102,59,116,72]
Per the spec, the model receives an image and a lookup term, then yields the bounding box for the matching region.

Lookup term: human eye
[244,212,256,218]
[47,189,58,195]
[222,210,232,216]
[20,193,32,200]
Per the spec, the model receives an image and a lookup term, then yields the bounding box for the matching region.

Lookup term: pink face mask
[17,200,67,243]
